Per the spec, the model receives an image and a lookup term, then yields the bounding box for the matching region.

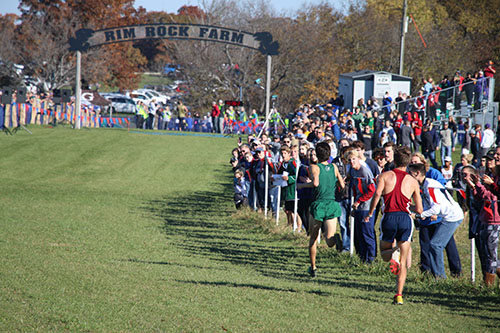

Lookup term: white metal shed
[338,70,412,110]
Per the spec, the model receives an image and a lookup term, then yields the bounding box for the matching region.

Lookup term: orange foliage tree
[15,0,147,91]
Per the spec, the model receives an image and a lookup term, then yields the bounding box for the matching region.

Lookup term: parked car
[136,89,170,105]
[102,93,137,114]
[129,91,152,106]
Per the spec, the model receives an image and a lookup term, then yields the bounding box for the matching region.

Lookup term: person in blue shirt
[382,91,393,119]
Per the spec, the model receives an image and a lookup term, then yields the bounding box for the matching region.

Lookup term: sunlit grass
[0,127,498,331]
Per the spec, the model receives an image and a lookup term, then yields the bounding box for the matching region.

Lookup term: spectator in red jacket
[427,85,441,121]
[484,61,496,78]
[211,101,221,133]
[414,89,426,119]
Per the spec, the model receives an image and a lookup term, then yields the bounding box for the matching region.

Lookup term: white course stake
[276,185,281,225]
[350,197,355,257]
[293,158,301,231]
[264,157,269,219]
[471,238,475,283]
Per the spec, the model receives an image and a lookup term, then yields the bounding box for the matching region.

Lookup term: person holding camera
[463,165,500,287]
[251,147,276,213]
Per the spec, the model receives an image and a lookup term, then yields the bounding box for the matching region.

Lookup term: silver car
[102,94,137,114]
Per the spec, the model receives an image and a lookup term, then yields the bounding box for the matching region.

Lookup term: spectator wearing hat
[483,151,497,182]
[493,146,500,166]
[481,123,495,157]
[441,156,454,188]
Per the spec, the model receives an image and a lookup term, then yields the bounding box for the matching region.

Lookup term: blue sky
[0,0,339,16]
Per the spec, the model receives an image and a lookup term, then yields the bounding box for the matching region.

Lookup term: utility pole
[399,0,408,76]
[265,55,272,124]
[75,50,82,129]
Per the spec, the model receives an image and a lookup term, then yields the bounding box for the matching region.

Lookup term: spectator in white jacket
[481,123,495,156]
[408,163,464,279]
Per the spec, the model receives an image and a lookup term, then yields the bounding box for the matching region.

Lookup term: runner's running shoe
[307,266,316,278]
[390,248,401,275]
[393,294,403,305]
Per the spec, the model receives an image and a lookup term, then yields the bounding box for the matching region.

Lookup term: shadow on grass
[120,258,221,271]
[174,279,332,296]
[139,179,500,323]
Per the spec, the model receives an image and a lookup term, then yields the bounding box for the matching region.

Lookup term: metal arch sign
[68,23,279,56]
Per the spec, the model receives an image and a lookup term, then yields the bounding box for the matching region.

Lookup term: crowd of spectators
[229,64,499,287]
[134,99,260,133]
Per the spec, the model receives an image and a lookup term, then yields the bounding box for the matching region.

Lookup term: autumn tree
[436,0,500,99]
[0,14,22,87]
[14,0,147,92]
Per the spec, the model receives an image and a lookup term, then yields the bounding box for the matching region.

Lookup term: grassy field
[0,126,499,331]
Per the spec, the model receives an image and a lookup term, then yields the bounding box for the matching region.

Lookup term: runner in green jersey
[299,141,345,277]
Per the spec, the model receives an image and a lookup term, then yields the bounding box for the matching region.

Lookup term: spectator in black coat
[359,124,375,159]
[470,129,481,166]
[421,125,438,169]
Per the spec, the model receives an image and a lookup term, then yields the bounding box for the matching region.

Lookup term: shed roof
[339,70,412,81]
